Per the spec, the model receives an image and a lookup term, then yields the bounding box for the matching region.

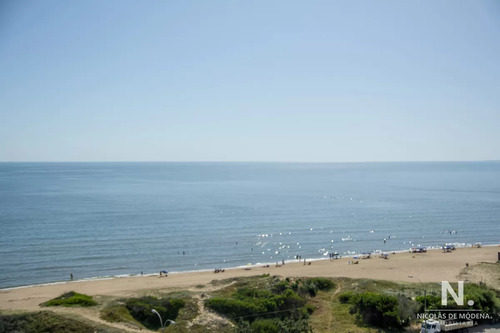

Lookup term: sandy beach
[1,246,498,312]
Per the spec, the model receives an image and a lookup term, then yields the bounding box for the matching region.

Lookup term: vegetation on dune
[236,317,313,333]
[41,291,97,307]
[415,282,500,321]
[99,304,143,329]
[334,279,500,331]
[100,296,185,330]
[339,291,402,329]
[326,278,417,331]
[127,296,184,328]
[0,311,122,333]
[395,294,420,327]
[205,276,335,332]
[295,277,336,297]
[100,294,205,332]
[206,288,307,320]
[6,275,499,333]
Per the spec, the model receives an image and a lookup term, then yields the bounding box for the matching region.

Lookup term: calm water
[0,162,499,289]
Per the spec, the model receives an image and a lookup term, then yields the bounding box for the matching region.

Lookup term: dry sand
[1,246,498,312]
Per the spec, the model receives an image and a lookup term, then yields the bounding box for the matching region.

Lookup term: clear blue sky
[1,1,499,162]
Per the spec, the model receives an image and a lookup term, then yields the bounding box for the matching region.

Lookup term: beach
[1,246,498,312]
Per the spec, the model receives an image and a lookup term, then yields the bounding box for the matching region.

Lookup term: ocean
[0,162,499,289]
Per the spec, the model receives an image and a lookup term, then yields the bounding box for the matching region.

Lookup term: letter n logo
[441,281,464,306]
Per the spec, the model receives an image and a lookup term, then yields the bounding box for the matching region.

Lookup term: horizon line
[1,160,499,164]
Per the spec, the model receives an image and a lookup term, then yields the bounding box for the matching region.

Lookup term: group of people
[214,268,225,273]
[329,252,340,260]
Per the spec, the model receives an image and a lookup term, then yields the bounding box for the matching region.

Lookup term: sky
[1,1,499,162]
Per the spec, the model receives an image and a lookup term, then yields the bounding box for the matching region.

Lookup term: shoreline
[1,243,498,292]
[1,245,498,312]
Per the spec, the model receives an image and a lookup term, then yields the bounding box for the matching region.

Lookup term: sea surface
[0,162,499,289]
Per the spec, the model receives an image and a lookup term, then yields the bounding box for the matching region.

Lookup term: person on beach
[70,273,73,281]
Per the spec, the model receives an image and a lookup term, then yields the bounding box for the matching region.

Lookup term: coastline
[1,243,495,292]
[1,245,498,312]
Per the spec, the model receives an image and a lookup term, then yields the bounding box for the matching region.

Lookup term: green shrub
[206,277,319,332]
[124,296,184,330]
[338,291,355,304]
[236,317,312,333]
[235,287,275,300]
[304,304,315,315]
[415,294,441,310]
[306,278,335,291]
[251,319,279,333]
[236,319,253,333]
[100,304,142,327]
[206,279,308,322]
[0,311,122,333]
[279,289,308,317]
[42,291,97,307]
[340,292,401,329]
[415,283,500,315]
[272,281,291,294]
[397,295,419,326]
[298,278,335,297]
[206,297,265,319]
[275,318,313,333]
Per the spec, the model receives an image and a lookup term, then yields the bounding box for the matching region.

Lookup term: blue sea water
[0,162,499,289]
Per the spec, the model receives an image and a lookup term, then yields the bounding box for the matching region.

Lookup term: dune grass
[41,291,97,307]
[0,311,122,333]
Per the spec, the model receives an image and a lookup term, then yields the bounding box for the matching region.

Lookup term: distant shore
[1,245,498,312]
